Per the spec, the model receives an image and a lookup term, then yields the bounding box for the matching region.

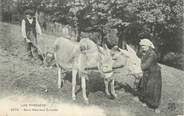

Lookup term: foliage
[1,0,184,68]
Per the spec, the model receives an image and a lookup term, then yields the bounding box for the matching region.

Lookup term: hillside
[0,22,183,116]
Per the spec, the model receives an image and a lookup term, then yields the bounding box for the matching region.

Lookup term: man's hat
[24,9,34,16]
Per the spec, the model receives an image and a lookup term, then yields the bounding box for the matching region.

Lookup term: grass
[0,22,183,116]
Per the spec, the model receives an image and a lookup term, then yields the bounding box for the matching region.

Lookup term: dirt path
[0,22,183,116]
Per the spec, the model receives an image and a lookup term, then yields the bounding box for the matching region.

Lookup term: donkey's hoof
[106,94,114,99]
[61,81,64,87]
[133,96,139,102]
[105,92,111,97]
[85,100,89,105]
[72,97,76,101]
[58,85,63,89]
[112,94,117,99]
[154,108,160,113]
[58,82,64,88]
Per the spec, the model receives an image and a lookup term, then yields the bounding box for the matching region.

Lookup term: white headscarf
[139,39,155,49]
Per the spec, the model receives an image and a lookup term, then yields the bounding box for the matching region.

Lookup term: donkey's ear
[119,48,130,58]
[126,44,136,55]
[102,44,108,50]
[104,44,108,49]
[97,45,104,54]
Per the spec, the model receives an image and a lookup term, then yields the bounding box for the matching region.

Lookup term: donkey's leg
[81,76,89,104]
[57,66,63,88]
[72,68,77,101]
[104,78,111,96]
[110,79,117,98]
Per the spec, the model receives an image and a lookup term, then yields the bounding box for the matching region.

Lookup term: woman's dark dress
[138,48,162,109]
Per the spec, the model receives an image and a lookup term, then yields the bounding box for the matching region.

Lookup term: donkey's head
[124,45,142,77]
[97,45,113,77]
[115,45,143,78]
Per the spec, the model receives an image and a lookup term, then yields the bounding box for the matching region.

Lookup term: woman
[137,39,162,113]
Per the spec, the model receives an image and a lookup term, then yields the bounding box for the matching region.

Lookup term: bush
[162,52,184,70]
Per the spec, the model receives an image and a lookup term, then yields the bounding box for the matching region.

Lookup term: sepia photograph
[0,0,183,116]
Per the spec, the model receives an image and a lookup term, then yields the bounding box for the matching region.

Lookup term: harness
[127,72,142,90]
[78,44,113,79]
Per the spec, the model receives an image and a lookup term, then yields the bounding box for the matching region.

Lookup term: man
[21,9,42,62]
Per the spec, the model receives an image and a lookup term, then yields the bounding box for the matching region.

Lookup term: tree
[4,0,184,65]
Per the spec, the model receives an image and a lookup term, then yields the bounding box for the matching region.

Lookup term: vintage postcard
[0,0,183,116]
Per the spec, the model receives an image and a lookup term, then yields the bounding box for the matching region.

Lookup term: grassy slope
[0,22,183,116]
